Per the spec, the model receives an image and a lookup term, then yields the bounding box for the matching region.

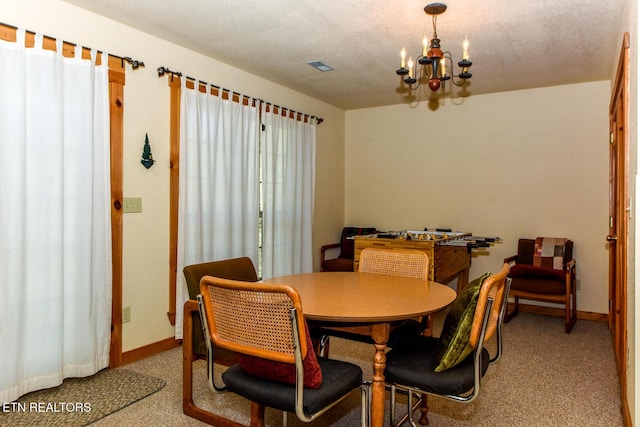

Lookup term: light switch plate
[123,197,142,213]
[122,306,131,323]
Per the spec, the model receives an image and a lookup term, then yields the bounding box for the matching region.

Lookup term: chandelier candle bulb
[400,47,406,68]
[422,35,429,56]
[407,57,414,78]
[441,58,446,76]
[463,37,469,60]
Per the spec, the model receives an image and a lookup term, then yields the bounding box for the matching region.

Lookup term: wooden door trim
[608,31,629,422]
[168,77,181,325]
[109,64,125,367]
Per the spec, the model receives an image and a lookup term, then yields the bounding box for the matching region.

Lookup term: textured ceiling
[63,0,624,110]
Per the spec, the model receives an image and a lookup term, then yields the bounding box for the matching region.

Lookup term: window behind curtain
[169,78,317,334]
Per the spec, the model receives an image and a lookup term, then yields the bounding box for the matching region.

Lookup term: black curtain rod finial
[157,66,182,79]
[122,56,145,70]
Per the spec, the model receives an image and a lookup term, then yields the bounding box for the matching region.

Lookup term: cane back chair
[315,248,431,357]
[198,276,369,427]
[358,248,433,337]
[384,264,511,426]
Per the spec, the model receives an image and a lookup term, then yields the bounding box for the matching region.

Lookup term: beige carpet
[91,312,623,426]
[1,369,165,426]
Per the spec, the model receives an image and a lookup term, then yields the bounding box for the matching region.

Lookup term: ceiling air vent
[307,60,333,72]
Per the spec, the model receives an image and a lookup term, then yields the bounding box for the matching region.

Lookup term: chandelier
[396,3,472,92]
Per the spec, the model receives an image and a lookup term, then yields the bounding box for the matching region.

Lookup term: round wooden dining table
[260,271,457,427]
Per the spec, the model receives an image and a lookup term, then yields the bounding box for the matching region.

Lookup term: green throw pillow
[433,273,491,373]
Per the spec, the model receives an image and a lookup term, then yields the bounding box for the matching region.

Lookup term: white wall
[4,0,347,351]
[345,82,611,314]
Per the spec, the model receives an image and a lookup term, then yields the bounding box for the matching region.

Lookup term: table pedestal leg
[370,322,390,427]
[457,268,470,293]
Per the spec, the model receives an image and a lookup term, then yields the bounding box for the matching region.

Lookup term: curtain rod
[157,65,324,125]
[0,22,145,71]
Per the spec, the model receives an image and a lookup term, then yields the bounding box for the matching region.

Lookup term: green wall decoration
[141,133,155,169]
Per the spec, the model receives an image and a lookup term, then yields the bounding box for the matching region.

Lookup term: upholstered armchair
[182,256,260,424]
[504,237,577,333]
[320,227,376,271]
[183,257,258,361]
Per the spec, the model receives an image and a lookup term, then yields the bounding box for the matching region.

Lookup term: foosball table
[353,230,500,292]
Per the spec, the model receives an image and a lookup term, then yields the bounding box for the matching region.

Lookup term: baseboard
[122,337,180,365]
[508,302,608,323]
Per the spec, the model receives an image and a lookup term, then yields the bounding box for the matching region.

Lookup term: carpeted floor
[0,369,165,426]
[91,312,623,426]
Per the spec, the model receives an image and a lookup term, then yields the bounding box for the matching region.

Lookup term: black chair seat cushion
[321,257,354,272]
[509,276,565,295]
[222,357,363,415]
[384,336,490,396]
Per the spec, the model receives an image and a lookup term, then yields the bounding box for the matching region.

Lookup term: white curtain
[261,106,316,278]
[0,30,112,402]
[175,80,260,338]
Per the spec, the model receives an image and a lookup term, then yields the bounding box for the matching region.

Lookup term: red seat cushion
[508,264,565,282]
[509,276,566,295]
[237,321,322,389]
[508,264,567,295]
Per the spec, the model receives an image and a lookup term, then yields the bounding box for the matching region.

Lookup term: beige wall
[345,82,611,314]
[4,0,346,351]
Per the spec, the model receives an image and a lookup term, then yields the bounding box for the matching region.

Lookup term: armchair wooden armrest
[566,259,577,290]
[183,299,203,420]
[503,254,517,264]
[320,242,341,264]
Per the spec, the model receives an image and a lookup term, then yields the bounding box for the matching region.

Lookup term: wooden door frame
[608,31,629,421]
[108,60,125,367]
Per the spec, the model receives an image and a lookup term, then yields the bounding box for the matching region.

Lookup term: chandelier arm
[408,73,423,90]
[403,60,430,90]
[443,52,467,87]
